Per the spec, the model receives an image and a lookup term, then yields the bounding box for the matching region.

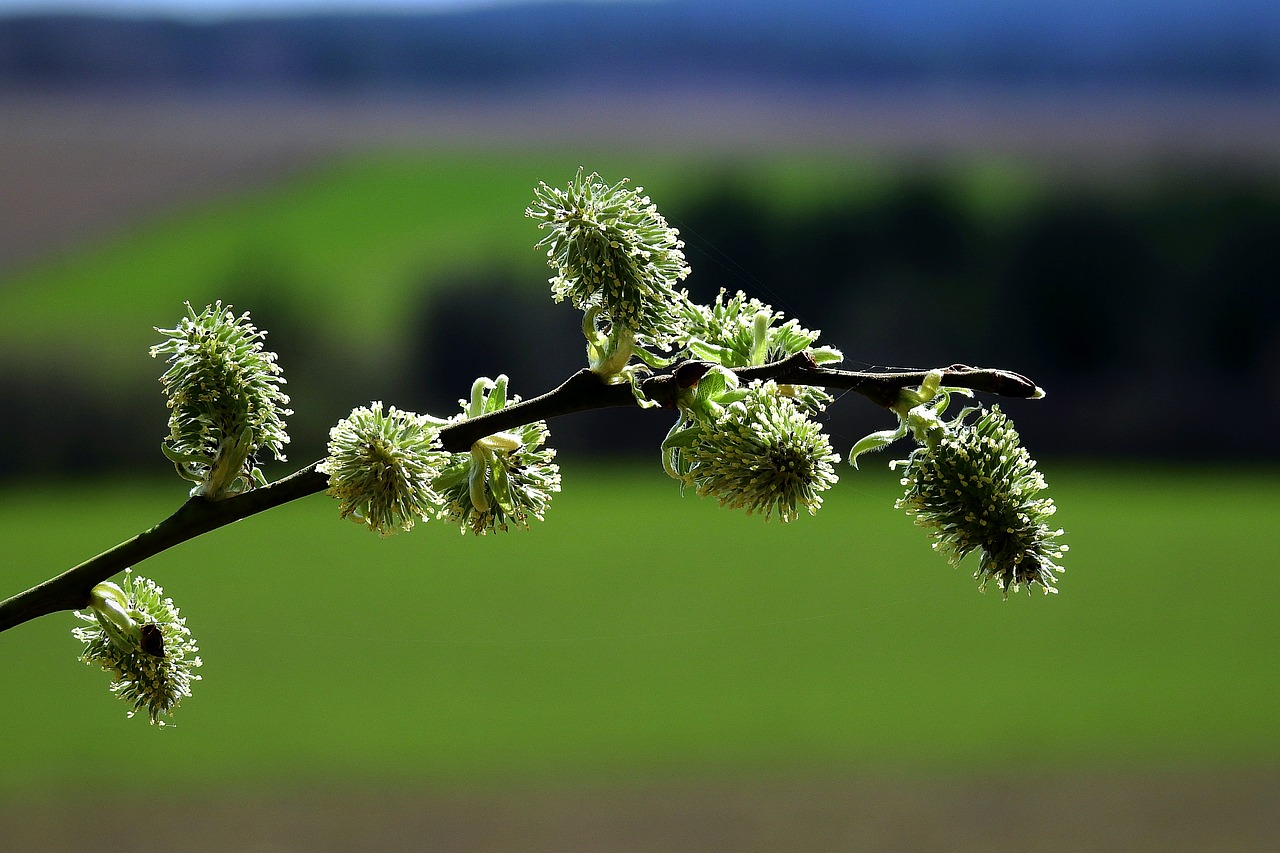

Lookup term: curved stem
[0,357,1040,633]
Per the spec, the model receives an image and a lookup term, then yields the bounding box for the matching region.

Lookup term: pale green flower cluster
[73,571,203,726]
[527,171,848,424]
[319,402,451,536]
[666,380,840,522]
[321,378,560,537]
[525,174,853,511]
[894,406,1067,596]
[528,167,691,351]
[151,302,291,498]
[679,288,841,369]
[435,376,561,535]
[655,288,846,522]
[678,288,843,411]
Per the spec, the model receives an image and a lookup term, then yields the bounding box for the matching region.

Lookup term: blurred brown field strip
[3,770,1278,852]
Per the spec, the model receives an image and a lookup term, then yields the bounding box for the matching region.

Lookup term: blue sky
[0,0,602,18]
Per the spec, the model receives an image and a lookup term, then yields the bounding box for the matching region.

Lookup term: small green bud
[73,571,202,726]
[895,406,1067,596]
[320,402,449,536]
[151,301,291,498]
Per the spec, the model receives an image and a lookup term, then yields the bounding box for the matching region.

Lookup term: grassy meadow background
[2,140,1278,850]
[3,460,1279,795]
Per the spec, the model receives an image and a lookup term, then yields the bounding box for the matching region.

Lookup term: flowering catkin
[895,406,1067,595]
[528,167,690,348]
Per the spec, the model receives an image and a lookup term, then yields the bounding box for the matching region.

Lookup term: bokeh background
[2,1,1278,850]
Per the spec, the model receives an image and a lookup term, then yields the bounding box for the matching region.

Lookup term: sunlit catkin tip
[150,301,291,498]
[72,570,202,726]
[896,406,1066,596]
[527,168,690,347]
[320,402,449,535]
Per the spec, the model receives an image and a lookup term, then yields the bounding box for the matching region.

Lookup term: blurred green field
[3,462,1276,795]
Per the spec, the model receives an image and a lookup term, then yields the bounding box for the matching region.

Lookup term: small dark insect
[139,623,165,658]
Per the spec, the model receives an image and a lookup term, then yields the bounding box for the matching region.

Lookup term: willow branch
[0,464,328,632]
[438,354,1043,451]
[737,354,1043,408]
[0,356,1039,633]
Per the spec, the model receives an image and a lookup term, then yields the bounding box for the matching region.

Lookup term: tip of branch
[984,369,1043,400]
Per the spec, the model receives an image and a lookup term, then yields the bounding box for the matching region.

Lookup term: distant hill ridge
[1,0,1277,93]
